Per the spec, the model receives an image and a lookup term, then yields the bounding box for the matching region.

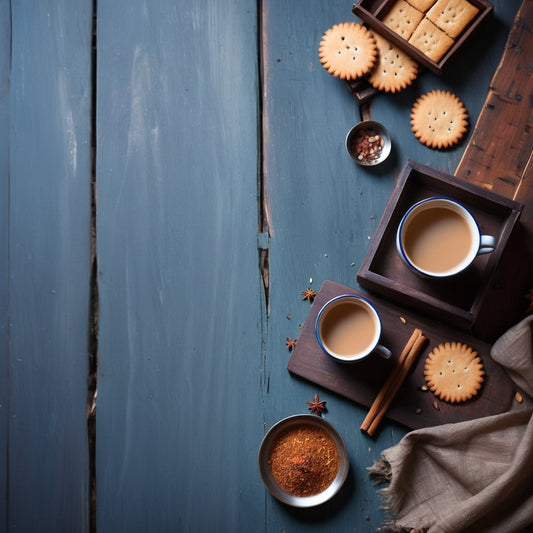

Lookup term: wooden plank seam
[87,2,98,531]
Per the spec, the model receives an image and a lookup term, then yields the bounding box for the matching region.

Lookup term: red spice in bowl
[268,424,339,497]
[346,120,391,166]
[258,414,349,507]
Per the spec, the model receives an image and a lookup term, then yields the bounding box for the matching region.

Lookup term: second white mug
[396,196,496,278]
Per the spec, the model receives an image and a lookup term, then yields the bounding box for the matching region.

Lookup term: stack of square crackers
[382,0,479,62]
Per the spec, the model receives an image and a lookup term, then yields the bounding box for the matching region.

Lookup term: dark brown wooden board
[453,0,533,342]
[357,160,522,334]
[455,0,533,236]
[352,0,493,74]
[287,280,515,431]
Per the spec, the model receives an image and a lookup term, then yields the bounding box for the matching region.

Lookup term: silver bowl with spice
[258,414,349,507]
[346,120,391,166]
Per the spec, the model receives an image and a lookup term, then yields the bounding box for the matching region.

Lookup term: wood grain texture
[95,1,263,531]
[455,0,533,237]
[0,2,10,529]
[7,1,93,531]
[454,1,533,341]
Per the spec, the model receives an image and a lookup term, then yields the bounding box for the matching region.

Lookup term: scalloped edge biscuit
[424,341,485,403]
[410,89,468,149]
[318,22,377,80]
[368,31,418,93]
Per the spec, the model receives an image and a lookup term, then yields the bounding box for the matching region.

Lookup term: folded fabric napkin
[369,315,533,533]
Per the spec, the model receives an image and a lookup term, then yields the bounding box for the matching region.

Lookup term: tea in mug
[319,300,376,358]
[403,206,472,274]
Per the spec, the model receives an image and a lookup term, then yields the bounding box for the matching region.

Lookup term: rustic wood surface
[455,0,533,342]
[456,0,533,237]
[1,1,530,532]
[1,1,93,531]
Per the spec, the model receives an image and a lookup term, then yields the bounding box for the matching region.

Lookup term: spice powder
[268,424,339,497]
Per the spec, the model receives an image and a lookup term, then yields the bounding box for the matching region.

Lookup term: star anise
[306,394,327,416]
[285,337,297,351]
[301,287,317,301]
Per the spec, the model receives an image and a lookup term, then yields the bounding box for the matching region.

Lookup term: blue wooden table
[0,1,527,531]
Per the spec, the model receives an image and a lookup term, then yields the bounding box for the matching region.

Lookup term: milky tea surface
[320,301,376,357]
[404,207,472,273]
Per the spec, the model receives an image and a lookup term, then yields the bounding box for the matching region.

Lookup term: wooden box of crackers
[357,160,523,332]
[352,0,493,74]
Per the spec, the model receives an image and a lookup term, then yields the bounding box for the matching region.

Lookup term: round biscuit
[318,22,377,80]
[424,341,485,403]
[368,31,418,93]
[410,90,468,149]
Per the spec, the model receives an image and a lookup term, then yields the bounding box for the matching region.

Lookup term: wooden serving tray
[352,0,493,75]
[357,160,523,333]
[287,280,515,431]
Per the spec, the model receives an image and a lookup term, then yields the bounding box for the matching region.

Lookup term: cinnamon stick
[360,328,422,432]
[361,328,426,437]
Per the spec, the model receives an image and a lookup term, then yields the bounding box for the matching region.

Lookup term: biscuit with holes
[318,22,377,80]
[368,32,418,93]
[427,0,479,38]
[382,0,424,40]
[410,90,468,148]
[408,18,455,62]
[405,0,437,11]
[424,341,484,403]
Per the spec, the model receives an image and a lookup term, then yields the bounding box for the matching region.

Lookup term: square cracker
[405,0,437,11]
[382,0,424,40]
[408,17,455,62]
[427,0,479,38]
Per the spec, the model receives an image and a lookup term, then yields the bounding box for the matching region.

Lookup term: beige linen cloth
[368,315,533,533]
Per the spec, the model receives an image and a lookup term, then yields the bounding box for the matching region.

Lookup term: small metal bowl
[258,414,349,507]
[346,120,391,166]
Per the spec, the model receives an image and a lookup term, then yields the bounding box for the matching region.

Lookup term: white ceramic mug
[315,294,391,363]
[396,196,496,278]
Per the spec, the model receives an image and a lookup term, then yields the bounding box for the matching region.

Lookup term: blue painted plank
[95,1,263,531]
[7,1,92,530]
[0,2,11,531]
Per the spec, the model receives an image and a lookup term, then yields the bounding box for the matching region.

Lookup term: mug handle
[374,344,392,359]
[478,235,496,255]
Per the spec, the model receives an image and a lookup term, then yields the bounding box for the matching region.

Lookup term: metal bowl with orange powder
[258,414,349,507]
